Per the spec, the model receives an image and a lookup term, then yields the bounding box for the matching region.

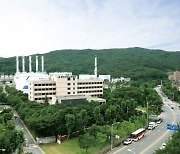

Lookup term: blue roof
[23,85,28,89]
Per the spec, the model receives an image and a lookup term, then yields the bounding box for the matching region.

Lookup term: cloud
[0,0,180,57]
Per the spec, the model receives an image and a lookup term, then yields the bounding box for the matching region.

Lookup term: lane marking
[140,128,170,154]
[140,100,176,154]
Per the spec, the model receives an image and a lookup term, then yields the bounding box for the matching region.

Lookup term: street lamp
[147,102,149,125]
[111,122,120,150]
[173,93,175,101]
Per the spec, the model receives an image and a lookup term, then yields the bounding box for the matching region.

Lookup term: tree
[55,99,59,105]
[6,120,15,130]
[65,114,75,139]
[89,124,99,139]
[94,106,101,125]
[79,134,93,153]
[78,109,88,130]
[44,95,49,105]
[0,92,7,103]
[15,130,24,152]
[95,132,107,147]
[105,108,111,123]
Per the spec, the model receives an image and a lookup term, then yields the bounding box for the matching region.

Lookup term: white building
[111,77,131,83]
[98,75,111,81]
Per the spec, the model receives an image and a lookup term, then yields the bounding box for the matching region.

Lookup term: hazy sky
[0,0,180,57]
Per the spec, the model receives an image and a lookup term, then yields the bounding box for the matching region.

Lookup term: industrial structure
[14,55,49,93]
[14,55,105,104]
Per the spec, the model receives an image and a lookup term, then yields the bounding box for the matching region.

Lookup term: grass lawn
[40,137,100,154]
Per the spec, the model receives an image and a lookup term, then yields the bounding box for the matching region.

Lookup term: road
[4,105,45,154]
[111,86,180,154]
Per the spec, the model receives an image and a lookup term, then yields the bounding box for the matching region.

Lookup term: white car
[123,138,132,145]
[148,125,155,130]
[160,143,166,149]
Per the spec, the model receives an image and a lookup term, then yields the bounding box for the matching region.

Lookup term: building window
[68,83,71,85]
[68,88,71,90]
[73,92,75,94]
[73,78,75,80]
[73,83,75,85]
[68,92,71,94]
[68,78,71,80]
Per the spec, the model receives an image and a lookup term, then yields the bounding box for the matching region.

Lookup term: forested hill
[0,47,180,80]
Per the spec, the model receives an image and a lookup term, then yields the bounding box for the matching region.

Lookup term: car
[157,118,163,124]
[160,143,166,149]
[14,115,18,119]
[123,138,132,145]
[148,125,155,130]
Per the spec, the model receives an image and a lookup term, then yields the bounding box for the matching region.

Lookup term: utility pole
[111,123,113,150]
[147,102,149,125]
[111,122,120,150]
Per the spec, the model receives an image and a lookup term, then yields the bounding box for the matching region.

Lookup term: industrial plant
[13,55,109,104]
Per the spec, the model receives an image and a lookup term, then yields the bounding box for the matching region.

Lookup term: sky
[0,0,180,57]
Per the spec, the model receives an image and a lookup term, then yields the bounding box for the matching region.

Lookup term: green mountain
[0,47,180,80]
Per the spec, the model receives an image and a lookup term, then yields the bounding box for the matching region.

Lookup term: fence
[36,136,56,144]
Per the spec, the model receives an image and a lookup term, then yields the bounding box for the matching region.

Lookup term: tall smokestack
[36,56,38,72]
[16,56,19,73]
[41,55,44,72]
[94,56,97,77]
[29,56,32,72]
[22,56,25,72]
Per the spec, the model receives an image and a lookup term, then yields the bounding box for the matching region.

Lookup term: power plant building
[14,55,104,104]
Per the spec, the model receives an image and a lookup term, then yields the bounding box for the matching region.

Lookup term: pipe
[29,56,32,72]
[41,56,44,72]
[22,56,25,72]
[36,56,38,72]
[16,56,19,73]
[94,56,97,77]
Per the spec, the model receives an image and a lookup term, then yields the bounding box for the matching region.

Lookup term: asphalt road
[13,115,35,145]
[4,105,45,154]
[111,86,180,154]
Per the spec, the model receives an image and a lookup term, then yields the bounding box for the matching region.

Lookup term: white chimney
[94,56,97,77]
[41,55,44,72]
[16,56,19,73]
[36,56,38,72]
[22,56,25,72]
[29,56,32,72]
